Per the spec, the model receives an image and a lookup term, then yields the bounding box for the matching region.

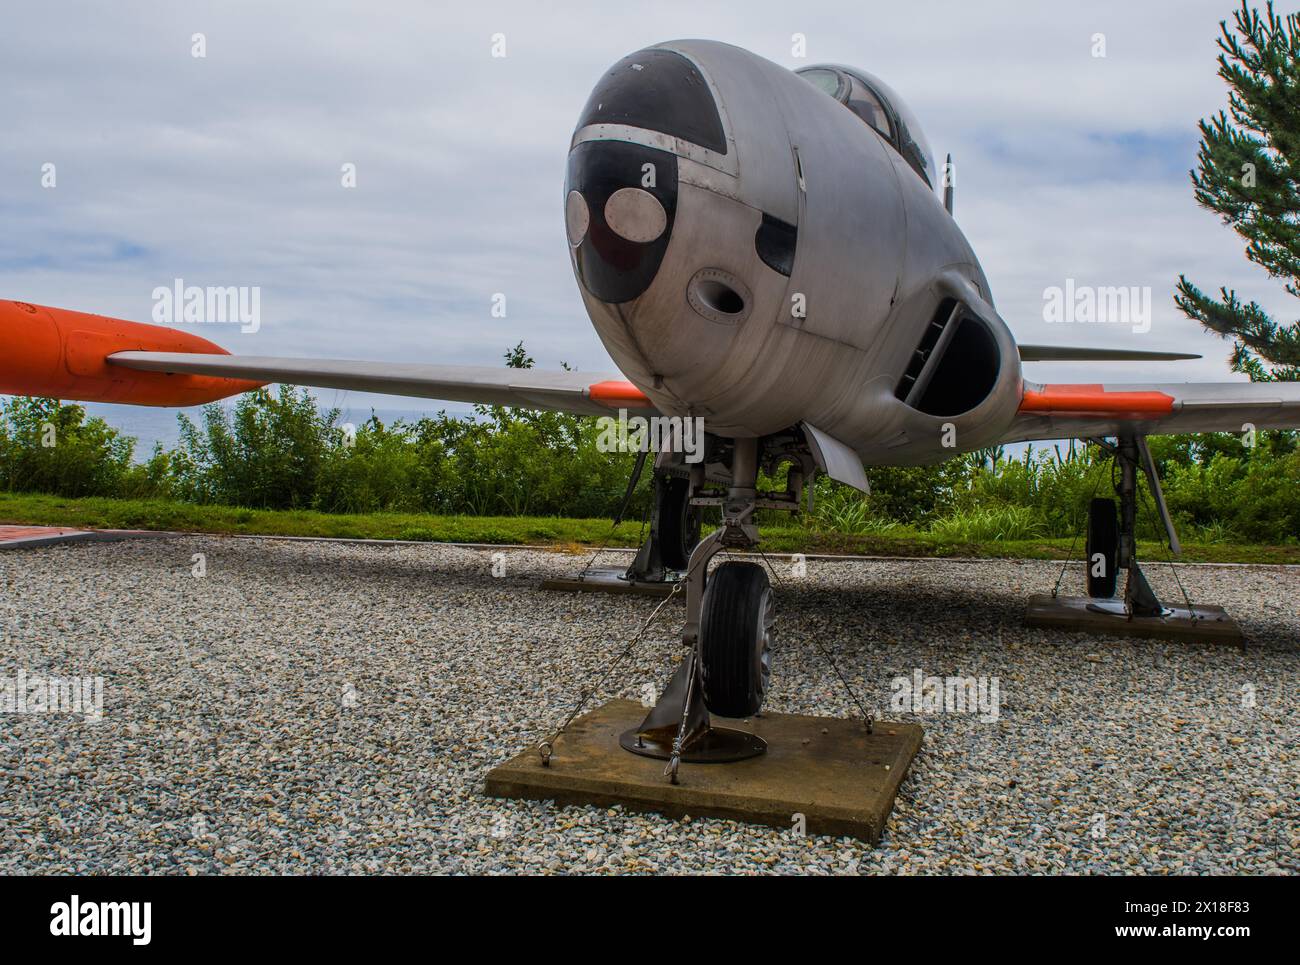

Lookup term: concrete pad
[540,566,680,599]
[485,698,922,843]
[1024,593,1244,645]
[0,524,101,549]
[0,525,170,550]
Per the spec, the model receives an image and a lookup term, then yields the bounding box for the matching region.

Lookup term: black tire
[657,476,700,571]
[1085,497,1119,598]
[699,562,774,718]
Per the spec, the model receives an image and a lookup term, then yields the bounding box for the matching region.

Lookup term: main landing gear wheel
[698,561,773,718]
[1085,497,1119,598]
[658,476,701,571]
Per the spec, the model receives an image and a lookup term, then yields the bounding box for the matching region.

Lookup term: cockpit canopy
[796,65,937,192]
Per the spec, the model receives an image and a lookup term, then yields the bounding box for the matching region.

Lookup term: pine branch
[1178,2,1300,381]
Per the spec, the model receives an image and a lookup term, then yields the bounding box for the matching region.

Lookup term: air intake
[895,299,955,402]
[896,299,1001,417]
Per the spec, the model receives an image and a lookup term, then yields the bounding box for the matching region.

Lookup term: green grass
[927,505,1044,543]
[1,491,1297,564]
[0,492,647,548]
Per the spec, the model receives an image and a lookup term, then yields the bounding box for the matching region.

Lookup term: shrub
[0,397,135,497]
[169,386,337,509]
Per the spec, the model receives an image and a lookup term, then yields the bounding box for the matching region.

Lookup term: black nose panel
[567,140,677,304]
[576,48,727,155]
[754,214,798,277]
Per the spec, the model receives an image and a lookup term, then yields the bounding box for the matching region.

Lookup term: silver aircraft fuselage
[564,40,1023,466]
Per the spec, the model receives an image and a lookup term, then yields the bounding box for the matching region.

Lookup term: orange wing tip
[0,300,262,406]
[1020,384,1175,417]
[587,379,653,409]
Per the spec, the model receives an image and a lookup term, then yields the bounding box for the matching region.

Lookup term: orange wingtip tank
[0,300,262,406]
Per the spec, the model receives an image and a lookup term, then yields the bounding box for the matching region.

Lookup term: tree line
[1,388,1295,544]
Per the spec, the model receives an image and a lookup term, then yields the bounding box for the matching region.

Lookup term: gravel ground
[0,534,1296,875]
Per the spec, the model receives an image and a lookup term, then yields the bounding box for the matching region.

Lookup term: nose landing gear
[618,555,775,776]
[492,433,921,838]
[620,437,781,781]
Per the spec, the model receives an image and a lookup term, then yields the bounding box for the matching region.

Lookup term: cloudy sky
[1,0,1290,423]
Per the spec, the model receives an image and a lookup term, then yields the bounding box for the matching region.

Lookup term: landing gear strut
[1084,435,1174,618]
[620,437,776,782]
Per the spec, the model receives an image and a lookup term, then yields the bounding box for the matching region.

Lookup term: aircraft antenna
[943,153,955,214]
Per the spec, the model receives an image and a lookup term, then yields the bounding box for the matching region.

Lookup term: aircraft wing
[107,351,655,417]
[1003,380,1300,443]
[0,300,654,415]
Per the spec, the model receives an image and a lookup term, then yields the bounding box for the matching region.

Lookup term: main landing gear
[623,472,702,582]
[1082,435,1177,618]
[1027,435,1242,643]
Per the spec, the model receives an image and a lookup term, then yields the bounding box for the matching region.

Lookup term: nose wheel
[698,562,773,718]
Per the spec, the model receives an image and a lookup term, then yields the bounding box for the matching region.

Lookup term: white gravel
[0,535,1296,874]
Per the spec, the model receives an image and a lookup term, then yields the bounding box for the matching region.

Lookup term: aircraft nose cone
[565,46,726,304]
[565,140,678,304]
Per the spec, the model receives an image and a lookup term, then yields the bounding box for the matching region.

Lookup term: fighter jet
[4,40,1298,771]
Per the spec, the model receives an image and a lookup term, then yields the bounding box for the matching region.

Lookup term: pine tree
[1175,1,1300,381]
